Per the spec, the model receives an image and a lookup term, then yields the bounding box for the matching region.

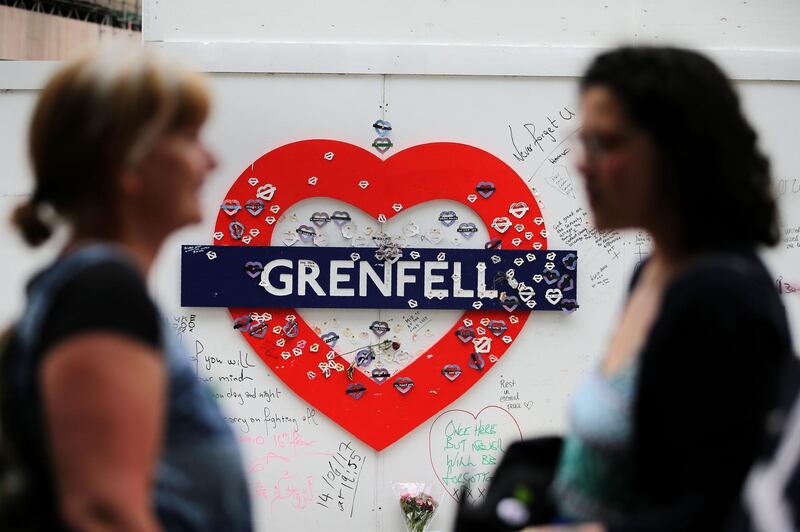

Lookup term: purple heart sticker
[468,352,485,371]
[244,261,263,279]
[331,211,352,225]
[356,349,375,367]
[558,274,574,292]
[438,211,459,227]
[487,320,508,337]
[562,253,577,271]
[371,367,391,384]
[501,295,519,313]
[454,327,475,343]
[369,321,390,337]
[283,319,299,338]
[229,221,245,240]
[296,225,316,242]
[560,299,579,314]
[310,212,331,227]
[346,383,367,400]
[543,269,560,285]
[233,315,252,332]
[321,332,339,347]
[245,199,265,216]
[485,238,502,250]
[476,181,496,199]
[457,222,478,238]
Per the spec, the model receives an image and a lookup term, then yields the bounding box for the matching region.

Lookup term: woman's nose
[204,145,218,172]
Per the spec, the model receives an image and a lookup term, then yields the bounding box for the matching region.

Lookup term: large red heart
[214,140,546,450]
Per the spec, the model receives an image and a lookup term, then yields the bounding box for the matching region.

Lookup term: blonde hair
[12,45,211,246]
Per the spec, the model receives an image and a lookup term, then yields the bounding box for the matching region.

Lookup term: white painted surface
[144,0,800,52]
[137,0,800,78]
[638,0,800,49]
[1,2,799,531]
[143,0,631,46]
[2,71,799,532]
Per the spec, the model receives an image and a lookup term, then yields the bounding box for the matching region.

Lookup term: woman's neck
[65,229,164,275]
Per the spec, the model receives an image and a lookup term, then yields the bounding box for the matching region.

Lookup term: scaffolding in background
[1,0,141,31]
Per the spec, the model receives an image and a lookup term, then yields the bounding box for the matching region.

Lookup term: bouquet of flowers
[393,482,440,532]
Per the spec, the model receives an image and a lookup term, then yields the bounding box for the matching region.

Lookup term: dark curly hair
[581,46,779,252]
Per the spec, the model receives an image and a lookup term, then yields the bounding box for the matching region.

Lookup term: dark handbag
[454,436,563,532]
[0,325,53,531]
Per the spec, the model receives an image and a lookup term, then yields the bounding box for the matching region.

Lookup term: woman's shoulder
[667,249,775,304]
[37,255,162,355]
[653,249,790,348]
[630,249,773,303]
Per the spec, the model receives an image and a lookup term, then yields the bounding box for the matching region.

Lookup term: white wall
[144,0,800,51]
[2,3,799,532]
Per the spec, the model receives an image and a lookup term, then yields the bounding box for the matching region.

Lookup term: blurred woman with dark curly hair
[522,46,794,532]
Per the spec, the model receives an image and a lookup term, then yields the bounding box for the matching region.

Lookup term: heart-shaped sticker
[310,212,330,227]
[221,199,241,216]
[455,326,475,343]
[245,199,265,216]
[243,261,263,279]
[371,367,391,383]
[393,377,414,395]
[438,210,459,227]
[441,364,463,382]
[346,383,367,400]
[369,320,390,337]
[508,201,529,219]
[491,217,512,234]
[331,211,351,225]
[457,222,478,238]
[256,184,276,201]
[476,182,496,199]
[545,288,563,305]
[373,119,392,137]
[426,228,444,245]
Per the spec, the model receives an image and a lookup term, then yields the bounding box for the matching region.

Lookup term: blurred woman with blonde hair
[0,46,252,531]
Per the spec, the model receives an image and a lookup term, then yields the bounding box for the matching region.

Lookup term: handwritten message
[633,231,652,270]
[508,107,577,164]
[553,208,623,259]
[498,375,533,411]
[172,313,196,342]
[429,406,522,503]
[777,276,800,295]
[176,314,355,521]
[778,177,800,197]
[545,164,577,198]
[316,441,366,517]
[785,225,800,250]
[248,431,319,513]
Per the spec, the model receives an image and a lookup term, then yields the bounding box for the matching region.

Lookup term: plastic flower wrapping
[393,482,441,532]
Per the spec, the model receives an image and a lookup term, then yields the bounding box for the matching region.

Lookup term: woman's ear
[118,166,143,197]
